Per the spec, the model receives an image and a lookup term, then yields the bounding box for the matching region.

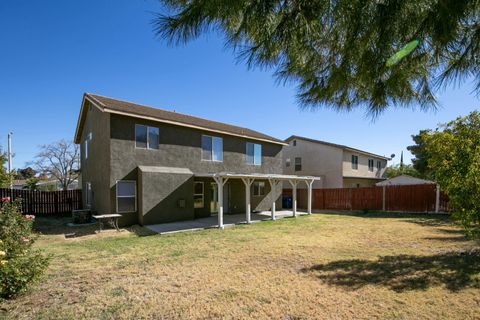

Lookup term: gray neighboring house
[283,135,390,188]
[74,93,317,227]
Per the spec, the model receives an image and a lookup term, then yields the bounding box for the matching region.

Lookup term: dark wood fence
[0,188,82,215]
[284,184,449,213]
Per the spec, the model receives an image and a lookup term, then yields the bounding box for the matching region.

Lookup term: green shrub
[0,198,49,299]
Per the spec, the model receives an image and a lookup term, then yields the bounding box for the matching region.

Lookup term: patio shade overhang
[195,172,320,229]
[195,172,320,182]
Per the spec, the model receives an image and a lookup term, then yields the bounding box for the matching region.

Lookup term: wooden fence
[0,188,82,215]
[283,184,449,213]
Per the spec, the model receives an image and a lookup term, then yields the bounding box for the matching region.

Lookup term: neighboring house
[11,179,79,190]
[74,93,317,227]
[283,135,390,188]
[376,175,435,186]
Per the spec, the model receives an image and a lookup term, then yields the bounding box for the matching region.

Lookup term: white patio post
[269,179,277,220]
[435,184,440,213]
[242,178,254,223]
[307,179,314,215]
[289,180,297,217]
[213,176,227,229]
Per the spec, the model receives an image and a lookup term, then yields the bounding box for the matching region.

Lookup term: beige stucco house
[283,135,390,188]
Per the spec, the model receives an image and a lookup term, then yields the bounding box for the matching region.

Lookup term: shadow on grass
[301,250,480,292]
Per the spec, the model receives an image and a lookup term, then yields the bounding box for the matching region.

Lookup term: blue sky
[0,0,478,170]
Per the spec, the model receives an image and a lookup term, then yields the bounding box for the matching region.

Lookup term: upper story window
[351,155,359,170]
[202,135,223,161]
[368,159,374,172]
[295,157,302,171]
[246,142,262,165]
[293,140,297,146]
[135,124,159,150]
[84,132,92,160]
[286,158,291,167]
[376,160,382,171]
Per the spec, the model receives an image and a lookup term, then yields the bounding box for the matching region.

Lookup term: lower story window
[116,181,136,213]
[85,182,92,208]
[253,181,265,196]
[194,181,204,208]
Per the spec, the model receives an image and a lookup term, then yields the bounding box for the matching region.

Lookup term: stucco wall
[343,177,380,188]
[283,138,343,188]
[108,114,283,224]
[79,102,111,214]
[342,151,387,179]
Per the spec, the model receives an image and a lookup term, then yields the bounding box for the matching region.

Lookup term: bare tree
[32,140,79,190]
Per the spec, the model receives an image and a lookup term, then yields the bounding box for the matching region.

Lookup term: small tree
[32,140,79,190]
[14,167,36,180]
[425,111,480,237]
[0,199,49,298]
[385,164,421,179]
[0,148,12,188]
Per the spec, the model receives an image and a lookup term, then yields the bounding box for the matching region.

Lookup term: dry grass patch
[1,213,479,319]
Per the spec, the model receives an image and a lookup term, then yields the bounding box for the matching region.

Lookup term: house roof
[74,93,287,146]
[285,135,391,160]
[376,175,435,186]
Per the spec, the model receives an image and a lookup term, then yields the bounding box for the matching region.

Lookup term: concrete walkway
[146,210,308,234]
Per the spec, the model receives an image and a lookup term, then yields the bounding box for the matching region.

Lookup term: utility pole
[7,131,13,188]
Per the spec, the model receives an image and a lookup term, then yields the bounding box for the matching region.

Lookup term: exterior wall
[138,168,194,225]
[343,177,380,188]
[342,151,387,179]
[79,102,111,215]
[283,138,343,188]
[108,114,283,225]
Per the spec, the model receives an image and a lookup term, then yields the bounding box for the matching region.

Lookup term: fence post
[382,186,386,211]
[435,184,440,213]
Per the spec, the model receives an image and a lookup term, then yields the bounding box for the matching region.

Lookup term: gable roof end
[74,93,287,145]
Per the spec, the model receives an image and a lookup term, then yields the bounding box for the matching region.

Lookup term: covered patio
[195,172,320,229]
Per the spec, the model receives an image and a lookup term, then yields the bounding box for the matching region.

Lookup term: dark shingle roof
[285,135,390,160]
[75,93,286,145]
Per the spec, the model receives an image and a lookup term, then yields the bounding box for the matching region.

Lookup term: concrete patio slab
[146,210,308,234]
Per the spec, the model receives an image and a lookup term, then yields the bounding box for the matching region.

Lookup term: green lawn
[1,212,479,319]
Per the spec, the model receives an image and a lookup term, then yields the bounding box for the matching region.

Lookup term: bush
[0,198,49,299]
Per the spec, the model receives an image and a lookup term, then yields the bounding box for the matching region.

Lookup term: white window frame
[135,124,159,150]
[84,132,92,160]
[246,142,262,166]
[85,182,92,208]
[351,155,359,170]
[368,159,374,172]
[253,181,265,196]
[201,135,223,162]
[116,180,137,213]
[194,181,204,209]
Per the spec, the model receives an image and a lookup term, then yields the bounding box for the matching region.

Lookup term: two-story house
[283,135,390,188]
[74,94,317,227]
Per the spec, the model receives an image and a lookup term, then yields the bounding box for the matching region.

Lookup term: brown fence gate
[284,184,449,213]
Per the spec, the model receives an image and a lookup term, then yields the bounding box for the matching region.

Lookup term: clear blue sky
[1,0,478,170]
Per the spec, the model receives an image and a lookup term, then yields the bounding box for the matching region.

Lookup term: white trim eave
[74,94,105,144]
[102,107,288,146]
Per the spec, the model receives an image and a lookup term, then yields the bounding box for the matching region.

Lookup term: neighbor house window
[368,159,374,172]
[246,142,262,165]
[116,181,136,213]
[202,135,223,161]
[194,181,204,209]
[295,157,302,171]
[253,181,265,196]
[85,182,92,208]
[293,140,297,146]
[286,158,291,167]
[135,124,159,150]
[376,160,382,171]
[351,155,358,170]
